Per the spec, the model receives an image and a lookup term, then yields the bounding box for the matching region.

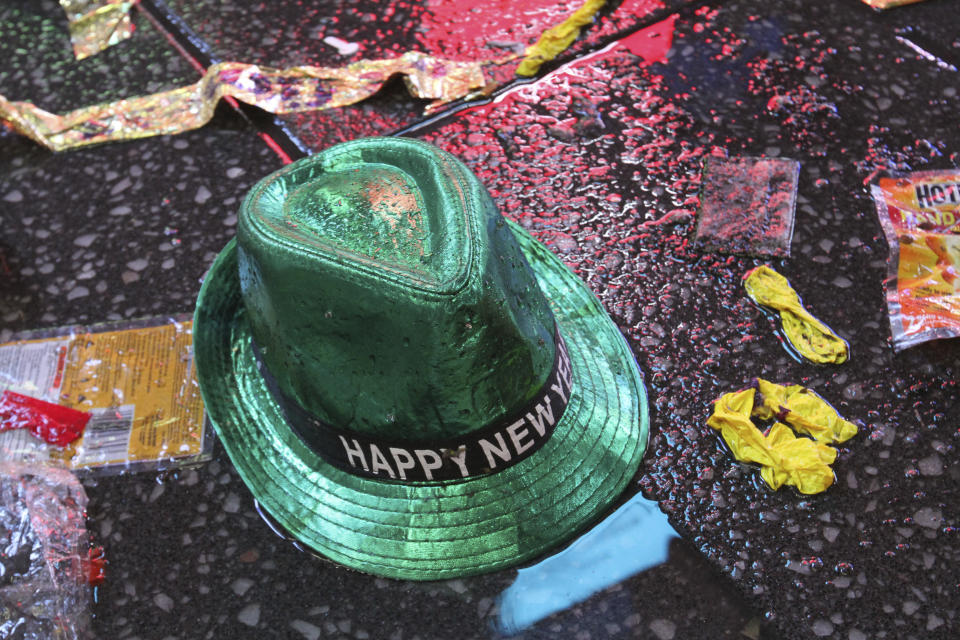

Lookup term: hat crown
[282,163,433,276]
[237,138,555,442]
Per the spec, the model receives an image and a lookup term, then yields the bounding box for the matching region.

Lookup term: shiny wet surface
[2,0,959,638]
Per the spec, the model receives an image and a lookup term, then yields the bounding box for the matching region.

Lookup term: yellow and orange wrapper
[707,379,858,494]
[871,170,960,350]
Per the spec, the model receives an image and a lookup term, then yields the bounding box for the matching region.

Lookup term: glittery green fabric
[193,138,648,580]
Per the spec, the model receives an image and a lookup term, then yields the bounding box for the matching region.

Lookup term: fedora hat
[193,137,648,580]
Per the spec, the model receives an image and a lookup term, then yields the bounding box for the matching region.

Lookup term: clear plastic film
[695,157,799,257]
[0,462,92,640]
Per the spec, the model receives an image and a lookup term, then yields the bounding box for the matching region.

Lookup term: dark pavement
[1,1,958,638]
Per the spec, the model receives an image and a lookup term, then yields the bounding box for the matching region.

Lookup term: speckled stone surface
[417,1,960,637]
[0,0,199,112]
[2,0,960,639]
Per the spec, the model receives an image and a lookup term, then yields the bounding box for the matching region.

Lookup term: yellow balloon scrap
[753,379,858,445]
[516,0,607,77]
[744,265,849,365]
[60,0,136,60]
[707,379,858,494]
[0,54,486,152]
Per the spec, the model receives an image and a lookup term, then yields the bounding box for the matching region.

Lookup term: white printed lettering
[369,444,395,478]
[389,447,417,480]
[339,436,369,471]
[415,449,443,480]
[506,419,534,455]
[445,447,470,477]
[525,396,554,436]
[550,380,568,403]
[479,433,513,469]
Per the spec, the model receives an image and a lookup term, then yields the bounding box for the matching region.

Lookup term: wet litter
[0,462,98,640]
[1,0,959,639]
[694,156,800,257]
[743,265,849,365]
[0,318,210,473]
[871,169,960,350]
[707,379,858,494]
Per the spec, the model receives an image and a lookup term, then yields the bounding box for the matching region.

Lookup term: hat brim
[193,220,649,580]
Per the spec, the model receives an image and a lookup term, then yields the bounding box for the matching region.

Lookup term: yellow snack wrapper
[744,265,849,364]
[60,0,136,60]
[707,379,857,494]
[516,0,606,77]
[0,53,486,152]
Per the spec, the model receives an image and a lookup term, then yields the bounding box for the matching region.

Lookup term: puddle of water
[493,492,678,634]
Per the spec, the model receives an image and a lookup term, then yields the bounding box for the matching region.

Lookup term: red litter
[0,390,91,446]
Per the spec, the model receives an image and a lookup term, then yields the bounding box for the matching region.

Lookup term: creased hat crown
[237,138,555,441]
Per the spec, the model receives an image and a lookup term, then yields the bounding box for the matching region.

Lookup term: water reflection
[494,492,678,634]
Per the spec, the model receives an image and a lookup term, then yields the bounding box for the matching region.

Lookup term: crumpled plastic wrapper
[0,462,92,640]
[707,379,857,494]
[744,265,849,364]
[695,157,800,257]
[1,52,485,152]
[516,0,607,77]
[60,0,136,60]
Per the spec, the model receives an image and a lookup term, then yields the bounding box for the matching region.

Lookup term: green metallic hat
[193,137,648,580]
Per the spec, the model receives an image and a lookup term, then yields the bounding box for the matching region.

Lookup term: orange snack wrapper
[871,170,960,350]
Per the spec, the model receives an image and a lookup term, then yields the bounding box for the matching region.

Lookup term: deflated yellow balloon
[707,379,857,494]
[744,265,849,365]
[754,378,858,444]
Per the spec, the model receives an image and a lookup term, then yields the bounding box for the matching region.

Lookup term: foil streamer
[60,0,137,60]
[516,0,607,77]
[0,53,485,152]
